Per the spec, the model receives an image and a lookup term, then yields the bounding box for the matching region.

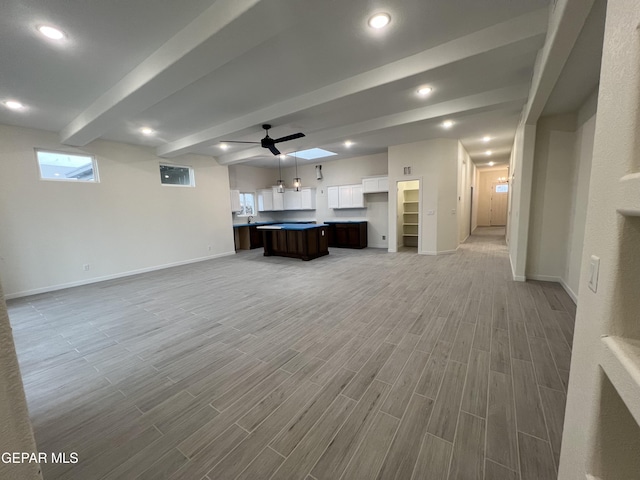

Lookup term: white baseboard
[368,243,388,249]
[526,274,578,304]
[510,255,526,281]
[420,249,457,256]
[527,274,562,283]
[560,278,578,303]
[4,251,236,300]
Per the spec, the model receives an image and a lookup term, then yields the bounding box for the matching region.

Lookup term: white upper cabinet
[362,176,389,193]
[284,188,315,210]
[284,189,302,210]
[272,187,284,211]
[230,189,242,212]
[328,184,365,209]
[258,187,314,211]
[300,188,315,210]
[257,188,273,212]
[328,186,340,209]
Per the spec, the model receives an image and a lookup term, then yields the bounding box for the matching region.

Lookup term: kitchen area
[228,155,390,259]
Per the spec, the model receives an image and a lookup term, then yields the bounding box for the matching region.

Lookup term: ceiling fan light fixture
[292,152,301,191]
[368,13,391,29]
[277,153,285,193]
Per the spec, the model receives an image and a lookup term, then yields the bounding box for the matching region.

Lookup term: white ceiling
[1,0,555,170]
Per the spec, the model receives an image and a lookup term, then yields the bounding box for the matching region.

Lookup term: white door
[490,183,508,226]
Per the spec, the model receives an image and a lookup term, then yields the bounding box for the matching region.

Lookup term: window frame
[35,148,99,183]
[237,191,256,217]
[159,163,195,187]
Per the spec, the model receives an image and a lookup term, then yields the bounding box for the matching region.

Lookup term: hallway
[7,228,574,479]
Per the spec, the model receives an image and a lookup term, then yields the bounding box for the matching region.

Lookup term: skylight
[295,148,337,160]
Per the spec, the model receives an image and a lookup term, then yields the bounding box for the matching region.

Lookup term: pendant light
[292,152,301,191]
[276,155,285,193]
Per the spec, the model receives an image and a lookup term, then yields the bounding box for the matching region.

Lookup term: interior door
[490,183,508,226]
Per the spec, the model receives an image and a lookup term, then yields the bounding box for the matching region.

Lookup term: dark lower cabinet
[262,227,329,260]
[248,226,263,248]
[326,221,367,249]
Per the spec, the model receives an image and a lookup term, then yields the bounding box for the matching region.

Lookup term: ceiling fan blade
[273,132,305,144]
[219,141,260,144]
[267,145,281,156]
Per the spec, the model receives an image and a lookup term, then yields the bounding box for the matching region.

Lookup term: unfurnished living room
[1,1,639,479]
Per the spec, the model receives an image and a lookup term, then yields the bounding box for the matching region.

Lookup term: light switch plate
[588,255,600,293]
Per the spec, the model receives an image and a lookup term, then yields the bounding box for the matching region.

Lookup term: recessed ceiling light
[482,136,491,143]
[417,87,432,96]
[485,150,492,156]
[488,161,495,167]
[442,120,454,129]
[3,100,24,110]
[140,127,154,136]
[37,25,65,40]
[368,13,391,29]
[344,140,353,147]
[219,142,229,150]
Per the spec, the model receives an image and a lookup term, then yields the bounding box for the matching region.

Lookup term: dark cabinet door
[249,226,263,248]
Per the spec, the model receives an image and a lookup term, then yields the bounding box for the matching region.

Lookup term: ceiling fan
[220,124,305,156]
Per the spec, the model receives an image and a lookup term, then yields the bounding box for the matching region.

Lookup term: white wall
[0,124,235,299]
[457,143,476,243]
[0,282,41,480]
[388,138,460,254]
[565,95,597,296]
[228,164,278,224]
[526,94,597,301]
[560,2,640,478]
[507,122,537,280]
[280,153,389,248]
[527,114,577,281]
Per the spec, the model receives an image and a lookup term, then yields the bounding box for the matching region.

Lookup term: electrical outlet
[382,235,386,240]
[83,264,90,271]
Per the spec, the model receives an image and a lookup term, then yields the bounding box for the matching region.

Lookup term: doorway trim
[389,176,423,254]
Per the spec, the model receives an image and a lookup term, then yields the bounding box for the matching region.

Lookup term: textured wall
[559,0,640,478]
[0,282,42,480]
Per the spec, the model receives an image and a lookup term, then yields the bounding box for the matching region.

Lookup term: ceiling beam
[523,0,596,123]
[59,0,270,146]
[216,84,530,165]
[157,8,549,158]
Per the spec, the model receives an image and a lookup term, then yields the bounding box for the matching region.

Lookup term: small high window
[160,164,194,186]
[238,192,256,216]
[36,149,98,182]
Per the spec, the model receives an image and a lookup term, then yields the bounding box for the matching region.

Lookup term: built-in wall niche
[589,370,640,479]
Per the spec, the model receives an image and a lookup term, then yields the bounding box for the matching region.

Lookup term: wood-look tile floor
[7,227,575,480]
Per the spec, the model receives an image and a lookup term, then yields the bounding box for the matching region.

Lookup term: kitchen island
[258,223,329,261]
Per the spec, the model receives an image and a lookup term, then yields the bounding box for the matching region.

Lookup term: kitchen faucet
[248,216,254,224]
